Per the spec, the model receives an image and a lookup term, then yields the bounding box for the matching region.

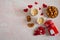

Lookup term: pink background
[0,0,60,40]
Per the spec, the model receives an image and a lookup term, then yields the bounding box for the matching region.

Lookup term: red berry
[28,5,33,8]
[35,2,38,5]
[41,13,43,15]
[43,4,47,8]
[23,8,28,12]
[39,7,41,10]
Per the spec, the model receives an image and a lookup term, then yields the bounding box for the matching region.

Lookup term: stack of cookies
[46,6,58,18]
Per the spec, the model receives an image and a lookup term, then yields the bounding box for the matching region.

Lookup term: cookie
[37,17,44,24]
[27,23,34,28]
[31,8,38,16]
[27,15,31,22]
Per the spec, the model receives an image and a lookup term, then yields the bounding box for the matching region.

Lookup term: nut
[27,23,34,28]
[27,15,31,22]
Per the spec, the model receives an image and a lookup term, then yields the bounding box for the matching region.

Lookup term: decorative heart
[43,4,47,8]
[28,5,33,8]
[35,2,38,5]
[23,8,28,12]
[39,7,41,10]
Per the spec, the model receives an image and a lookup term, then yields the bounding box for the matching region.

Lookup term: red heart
[43,4,47,8]
[35,2,38,5]
[23,8,28,12]
[28,5,33,8]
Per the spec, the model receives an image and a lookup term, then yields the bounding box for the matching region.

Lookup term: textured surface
[0,0,60,40]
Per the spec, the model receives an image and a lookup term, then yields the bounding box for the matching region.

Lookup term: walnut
[27,23,34,28]
[27,15,31,22]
